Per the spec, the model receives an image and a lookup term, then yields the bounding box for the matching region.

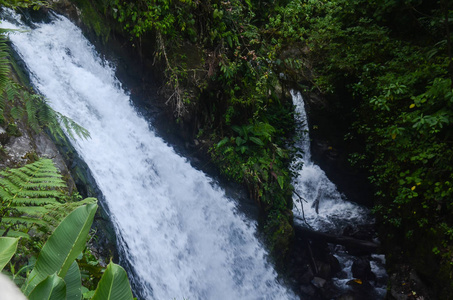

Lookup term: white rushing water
[291,92,387,298]
[1,11,296,300]
[291,90,371,233]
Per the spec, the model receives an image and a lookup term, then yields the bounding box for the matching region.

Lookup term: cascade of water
[291,90,371,234]
[291,91,387,298]
[1,11,295,300]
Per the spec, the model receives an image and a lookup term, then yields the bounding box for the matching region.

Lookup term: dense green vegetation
[0,159,134,299]
[86,0,453,296]
[3,0,452,297]
[272,0,453,297]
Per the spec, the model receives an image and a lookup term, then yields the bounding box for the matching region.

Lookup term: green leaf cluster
[0,158,84,239]
[0,160,134,300]
[0,0,49,10]
[267,0,453,295]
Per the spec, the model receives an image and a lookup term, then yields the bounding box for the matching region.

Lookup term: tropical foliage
[0,160,134,300]
[0,158,95,239]
[264,0,453,296]
[84,0,453,294]
[8,0,451,296]
[0,204,134,300]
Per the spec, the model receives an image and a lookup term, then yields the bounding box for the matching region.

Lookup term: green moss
[6,123,21,137]
[22,151,39,164]
[264,209,294,261]
[72,0,111,43]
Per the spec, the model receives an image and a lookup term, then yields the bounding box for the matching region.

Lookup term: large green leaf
[0,237,19,271]
[92,262,134,300]
[24,203,97,295]
[64,261,82,300]
[249,136,265,146]
[29,273,66,300]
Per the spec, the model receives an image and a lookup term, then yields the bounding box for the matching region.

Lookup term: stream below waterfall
[1,9,297,300]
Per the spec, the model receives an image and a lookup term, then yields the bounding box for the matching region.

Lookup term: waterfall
[291,90,371,233]
[291,91,387,298]
[1,11,296,300]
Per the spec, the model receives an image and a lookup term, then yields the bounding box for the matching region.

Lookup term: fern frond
[10,105,24,120]
[2,217,48,227]
[11,197,60,205]
[7,168,33,182]
[5,81,19,101]
[36,98,54,124]
[1,173,28,188]
[25,97,40,133]
[0,230,30,239]
[0,188,12,201]
[0,178,21,196]
[18,160,64,179]
[10,206,47,216]
[16,189,64,198]
[0,43,10,113]
[57,112,91,140]
[0,159,69,232]
[24,182,67,189]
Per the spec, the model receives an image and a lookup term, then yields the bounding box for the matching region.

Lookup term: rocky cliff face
[0,121,74,190]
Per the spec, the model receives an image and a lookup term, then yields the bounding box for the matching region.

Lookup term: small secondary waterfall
[291,91,387,298]
[1,11,296,300]
[291,90,371,233]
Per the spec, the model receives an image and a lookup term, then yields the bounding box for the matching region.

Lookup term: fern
[25,93,91,140]
[0,159,78,237]
[24,95,40,132]
[0,29,90,142]
[0,30,11,120]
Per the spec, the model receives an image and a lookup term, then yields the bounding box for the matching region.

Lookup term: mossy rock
[71,0,112,43]
[0,128,10,145]
[437,256,453,299]
[265,209,294,261]
[6,123,22,137]
[22,151,39,164]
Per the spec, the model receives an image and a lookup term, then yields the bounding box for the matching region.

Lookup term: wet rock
[299,264,315,284]
[0,127,9,145]
[328,254,341,276]
[300,284,317,297]
[337,292,356,300]
[319,280,342,299]
[0,121,75,192]
[351,256,375,281]
[388,265,432,300]
[346,279,380,299]
[316,261,332,279]
[3,134,33,166]
[311,276,326,288]
[34,132,76,193]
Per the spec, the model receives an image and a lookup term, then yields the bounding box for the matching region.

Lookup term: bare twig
[293,190,313,229]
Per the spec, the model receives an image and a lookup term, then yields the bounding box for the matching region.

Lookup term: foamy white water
[1,11,295,300]
[291,90,371,233]
[291,92,387,298]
